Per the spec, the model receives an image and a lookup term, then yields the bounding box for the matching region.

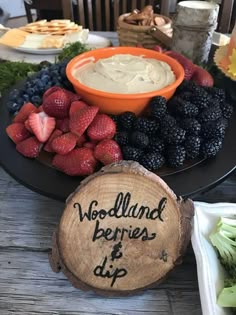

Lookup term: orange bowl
[66,47,184,115]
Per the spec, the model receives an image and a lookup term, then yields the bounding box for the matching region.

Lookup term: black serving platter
[1,80,236,201]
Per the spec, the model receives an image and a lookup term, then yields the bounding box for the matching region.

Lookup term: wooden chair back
[24,0,72,23]
[74,0,164,31]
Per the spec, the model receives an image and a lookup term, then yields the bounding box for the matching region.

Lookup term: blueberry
[7,101,21,113]
[23,94,30,102]
[40,69,49,77]
[26,87,35,96]
[31,95,42,105]
[51,70,59,77]
[9,89,20,101]
[17,98,25,106]
[25,81,32,89]
[41,74,50,84]
[45,82,53,89]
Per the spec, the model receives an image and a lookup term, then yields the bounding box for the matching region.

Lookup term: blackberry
[197,103,222,123]
[140,153,165,171]
[179,91,192,101]
[146,137,165,154]
[220,102,234,119]
[148,96,167,120]
[192,90,211,110]
[207,87,225,103]
[200,139,223,158]
[180,118,201,135]
[160,114,177,129]
[130,131,149,149]
[185,80,202,94]
[119,111,136,130]
[109,114,119,126]
[201,118,227,140]
[134,117,158,136]
[176,80,190,94]
[184,136,201,159]
[162,126,186,144]
[114,131,129,146]
[166,145,186,168]
[122,146,143,162]
[174,99,199,117]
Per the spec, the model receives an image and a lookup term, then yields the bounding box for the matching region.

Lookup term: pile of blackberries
[112,80,233,171]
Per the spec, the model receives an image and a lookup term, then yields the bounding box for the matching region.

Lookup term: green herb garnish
[0,61,40,95]
[57,41,89,62]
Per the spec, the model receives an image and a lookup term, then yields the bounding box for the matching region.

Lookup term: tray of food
[0,46,235,201]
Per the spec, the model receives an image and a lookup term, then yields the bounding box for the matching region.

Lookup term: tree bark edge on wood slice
[49,161,194,296]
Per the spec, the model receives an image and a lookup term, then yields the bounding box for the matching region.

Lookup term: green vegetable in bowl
[210,216,236,309]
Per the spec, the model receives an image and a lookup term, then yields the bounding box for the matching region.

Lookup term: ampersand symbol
[111,242,123,261]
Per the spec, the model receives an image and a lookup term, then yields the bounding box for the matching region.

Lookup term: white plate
[192,202,236,315]
[14,34,111,55]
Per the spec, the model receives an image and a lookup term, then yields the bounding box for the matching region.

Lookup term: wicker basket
[117,13,173,49]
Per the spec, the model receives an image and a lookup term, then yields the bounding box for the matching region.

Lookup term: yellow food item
[0,28,28,47]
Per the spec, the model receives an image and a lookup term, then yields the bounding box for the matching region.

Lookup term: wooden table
[1,31,236,315]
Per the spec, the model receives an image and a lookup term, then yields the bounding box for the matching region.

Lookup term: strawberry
[52,147,97,176]
[42,86,62,103]
[16,136,42,158]
[87,114,116,141]
[13,102,38,123]
[69,105,99,137]
[76,134,87,147]
[24,120,33,133]
[94,139,123,165]
[43,129,62,152]
[51,132,77,155]
[64,90,81,102]
[191,66,214,87]
[69,100,88,117]
[43,89,71,118]
[56,118,70,133]
[28,112,56,142]
[165,50,195,80]
[38,105,44,112]
[83,141,97,150]
[6,123,31,144]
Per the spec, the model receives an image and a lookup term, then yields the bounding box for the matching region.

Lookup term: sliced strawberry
[76,134,87,147]
[43,129,63,152]
[87,114,116,141]
[69,100,88,117]
[43,89,71,118]
[51,132,77,155]
[94,139,123,165]
[165,50,195,80]
[56,118,70,133]
[28,112,56,142]
[13,103,38,123]
[16,136,42,158]
[69,106,99,137]
[52,147,97,176]
[24,120,33,133]
[42,86,62,103]
[191,66,214,87]
[6,122,31,144]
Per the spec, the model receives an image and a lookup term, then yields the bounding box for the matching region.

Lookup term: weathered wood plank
[0,249,202,315]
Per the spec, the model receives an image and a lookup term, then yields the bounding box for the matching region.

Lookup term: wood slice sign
[49,161,194,295]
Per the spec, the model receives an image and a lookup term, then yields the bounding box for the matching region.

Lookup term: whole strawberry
[52,147,97,176]
[191,66,214,87]
[69,105,99,137]
[94,139,123,165]
[16,136,42,158]
[165,50,195,80]
[87,114,116,141]
[43,89,71,118]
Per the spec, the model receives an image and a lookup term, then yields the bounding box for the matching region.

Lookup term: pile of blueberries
[7,59,72,114]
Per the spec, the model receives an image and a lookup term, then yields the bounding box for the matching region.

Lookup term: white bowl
[192,202,236,315]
